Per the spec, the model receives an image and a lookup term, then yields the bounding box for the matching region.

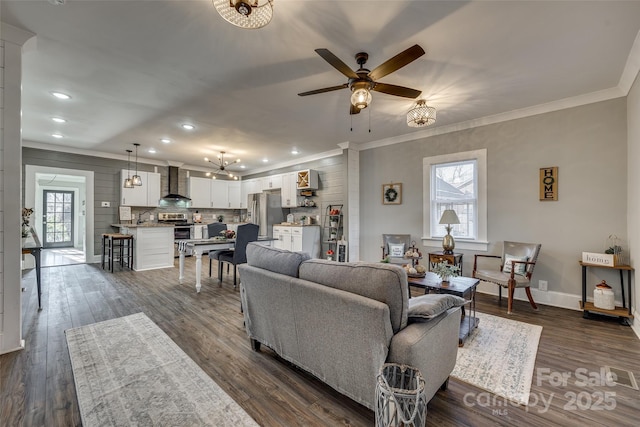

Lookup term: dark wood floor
[2,259,639,426]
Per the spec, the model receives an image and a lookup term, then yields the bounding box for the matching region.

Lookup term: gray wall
[360,98,628,299]
[627,73,640,331]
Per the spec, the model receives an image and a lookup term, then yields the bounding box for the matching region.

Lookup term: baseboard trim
[476,282,583,311]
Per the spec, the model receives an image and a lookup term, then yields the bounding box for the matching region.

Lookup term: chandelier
[407,100,436,128]
[205,151,241,180]
[212,0,274,29]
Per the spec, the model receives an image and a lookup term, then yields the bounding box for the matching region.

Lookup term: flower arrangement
[220,229,236,239]
[431,261,460,282]
[326,249,334,260]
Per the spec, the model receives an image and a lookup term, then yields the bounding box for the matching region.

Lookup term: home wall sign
[539,167,558,201]
[382,183,402,205]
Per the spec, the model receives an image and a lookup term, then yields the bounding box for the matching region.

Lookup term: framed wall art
[382,183,402,205]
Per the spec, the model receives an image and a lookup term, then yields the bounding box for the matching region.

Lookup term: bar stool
[101,233,134,272]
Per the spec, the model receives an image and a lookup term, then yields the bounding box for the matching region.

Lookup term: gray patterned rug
[65,312,258,426]
[451,311,542,405]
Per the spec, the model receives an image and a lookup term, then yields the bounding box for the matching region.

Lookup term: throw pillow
[408,294,466,320]
[388,243,405,257]
[503,254,529,275]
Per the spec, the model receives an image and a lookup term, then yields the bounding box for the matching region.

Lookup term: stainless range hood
[162,166,191,201]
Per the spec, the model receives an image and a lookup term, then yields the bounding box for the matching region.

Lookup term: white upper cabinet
[188,177,212,209]
[228,181,242,209]
[210,179,229,209]
[121,169,161,207]
[281,172,299,208]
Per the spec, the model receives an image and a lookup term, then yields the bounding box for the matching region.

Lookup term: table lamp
[439,209,460,254]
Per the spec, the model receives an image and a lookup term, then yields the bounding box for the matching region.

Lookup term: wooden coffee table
[408,275,480,346]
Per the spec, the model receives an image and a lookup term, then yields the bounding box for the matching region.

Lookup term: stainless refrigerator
[247,192,285,238]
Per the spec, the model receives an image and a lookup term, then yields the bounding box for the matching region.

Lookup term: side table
[579,261,633,325]
[428,251,463,275]
[407,275,479,346]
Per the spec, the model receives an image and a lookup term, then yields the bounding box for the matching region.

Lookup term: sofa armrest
[387,307,462,402]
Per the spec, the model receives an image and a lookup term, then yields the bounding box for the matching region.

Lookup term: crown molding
[0,22,36,47]
[246,148,343,175]
[619,29,640,95]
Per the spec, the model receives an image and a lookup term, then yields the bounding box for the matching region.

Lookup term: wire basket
[375,363,427,427]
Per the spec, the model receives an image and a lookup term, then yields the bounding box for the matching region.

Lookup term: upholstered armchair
[381,234,412,264]
[473,241,542,314]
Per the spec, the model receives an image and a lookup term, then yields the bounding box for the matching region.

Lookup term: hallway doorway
[43,190,75,248]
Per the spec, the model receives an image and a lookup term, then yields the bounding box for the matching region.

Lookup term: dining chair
[472,241,542,314]
[216,223,259,288]
[207,223,228,277]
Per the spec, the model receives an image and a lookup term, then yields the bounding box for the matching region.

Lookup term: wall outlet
[539,280,548,291]
[101,201,110,207]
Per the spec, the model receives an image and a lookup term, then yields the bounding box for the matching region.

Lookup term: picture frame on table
[382,183,402,205]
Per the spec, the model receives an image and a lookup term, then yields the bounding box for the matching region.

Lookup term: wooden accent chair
[473,241,542,314]
[381,234,411,264]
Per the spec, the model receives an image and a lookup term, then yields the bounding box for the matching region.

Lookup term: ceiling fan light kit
[213,0,273,29]
[299,45,425,115]
[407,100,436,127]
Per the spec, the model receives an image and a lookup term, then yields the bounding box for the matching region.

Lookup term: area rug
[451,311,542,406]
[65,312,258,426]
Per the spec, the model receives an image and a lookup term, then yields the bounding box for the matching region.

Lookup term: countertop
[275,223,320,227]
[111,223,175,228]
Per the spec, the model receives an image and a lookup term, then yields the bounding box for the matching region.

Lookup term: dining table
[176,237,275,293]
[22,227,43,310]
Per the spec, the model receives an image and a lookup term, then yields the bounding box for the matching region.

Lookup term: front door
[43,190,74,248]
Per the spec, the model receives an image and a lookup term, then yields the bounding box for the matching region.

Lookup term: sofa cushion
[408,294,466,320]
[246,243,311,278]
[299,260,409,333]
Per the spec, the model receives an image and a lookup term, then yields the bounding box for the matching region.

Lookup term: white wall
[0,24,35,354]
[360,98,628,309]
[627,71,640,337]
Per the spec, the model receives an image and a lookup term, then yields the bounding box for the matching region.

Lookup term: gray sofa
[238,243,462,410]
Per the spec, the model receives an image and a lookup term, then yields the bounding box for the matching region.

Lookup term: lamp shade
[439,209,460,225]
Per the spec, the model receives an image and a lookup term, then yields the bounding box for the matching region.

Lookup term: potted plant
[217,215,224,223]
[431,261,461,284]
[326,249,334,261]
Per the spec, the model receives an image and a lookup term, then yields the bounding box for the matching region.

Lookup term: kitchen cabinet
[189,177,239,209]
[272,225,320,258]
[120,169,161,207]
[210,180,228,208]
[188,177,212,209]
[297,169,319,190]
[261,174,282,191]
[228,181,242,208]
[281,172,299,208]
[116,225,174,271]
[242,179,260,198]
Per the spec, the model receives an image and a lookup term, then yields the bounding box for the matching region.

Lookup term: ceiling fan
[298,44,425,114]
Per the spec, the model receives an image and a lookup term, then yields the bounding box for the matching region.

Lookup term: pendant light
[132,143,142,186]
[123,149,134,188]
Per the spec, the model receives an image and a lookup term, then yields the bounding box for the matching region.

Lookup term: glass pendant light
[123,149,134,188]
[132,143,142,186]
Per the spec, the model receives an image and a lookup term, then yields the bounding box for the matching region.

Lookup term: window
[423,149,488,251]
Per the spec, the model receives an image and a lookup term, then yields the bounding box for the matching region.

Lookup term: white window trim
[422,149,488,251]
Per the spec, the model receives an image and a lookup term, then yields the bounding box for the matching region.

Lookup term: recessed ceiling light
[262,158,269,163]
[51,91,71,100]
[181,124,195,130]
[291,148,299,155]
[160,138,171,144]
[51,117,67,123]
[205,172,211,177]
[148,148,156,154]
[52,133,64,138]
[240,165,246,169]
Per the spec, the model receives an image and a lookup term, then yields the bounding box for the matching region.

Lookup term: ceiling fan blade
[368,44,425,81]
[298,84,348,97]
[373,83,422,99]
[315,49,359,79]
[350,104,361,115]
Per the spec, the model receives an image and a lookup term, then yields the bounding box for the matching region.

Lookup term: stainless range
[158,213,193,256]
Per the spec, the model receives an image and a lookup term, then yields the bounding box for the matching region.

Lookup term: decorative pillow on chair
[408,294,466,320]
[503,254,529,275]
[388,243,405,257]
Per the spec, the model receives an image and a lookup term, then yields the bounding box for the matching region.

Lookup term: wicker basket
[375,363,427,427]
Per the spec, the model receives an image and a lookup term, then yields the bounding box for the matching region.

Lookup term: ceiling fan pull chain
[369,108,371,133]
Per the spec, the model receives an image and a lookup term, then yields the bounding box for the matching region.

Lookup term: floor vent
[605,366,639,390]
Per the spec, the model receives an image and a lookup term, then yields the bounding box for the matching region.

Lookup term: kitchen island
[111,223,174,271]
